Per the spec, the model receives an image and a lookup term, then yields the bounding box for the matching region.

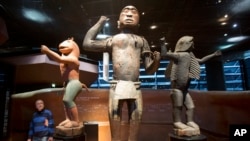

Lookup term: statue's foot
[173,122,189,129]
[173,123,200,136]
[187,121,199,129]
[59,119,70,126]
[63,121,79,128]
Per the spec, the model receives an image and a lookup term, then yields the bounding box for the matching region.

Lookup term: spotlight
[105,22,109,27]
[150,25,157,30]
[233,23,238,28]
[51,83,56,88]
[221,22,227,25]
[151,44,156,48]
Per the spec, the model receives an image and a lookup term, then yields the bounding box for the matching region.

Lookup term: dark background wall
[242,58,250,90]
[0,63,14,139]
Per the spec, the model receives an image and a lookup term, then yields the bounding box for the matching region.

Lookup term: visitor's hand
[44,119,48,127]
[27,138,31,141]
[41,45,50,54]
[48,137,53,141]
[214,50,222,56]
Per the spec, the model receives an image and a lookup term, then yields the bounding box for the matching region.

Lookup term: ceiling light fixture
[227,36,248,42]
[221,22,227,25]
[22,8,52,23]
[150,24,157,30]
[233,23,238,28]
[105,22,109,27]
[51,83,56,88]
[219,44,235,50]
[151,44,156,48]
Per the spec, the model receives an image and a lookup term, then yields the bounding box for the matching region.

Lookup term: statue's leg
[109,88,122,141]
[58,107,71,126]
[63,106,80,128]
[171,89,189,129]
[184,93,199,129]
[127,89,142,141]
[62,80,82,128]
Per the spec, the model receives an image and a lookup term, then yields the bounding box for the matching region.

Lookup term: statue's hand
[214,50,222,56]
[160,39,169,56]
[153,51,161,60]
[100,16,109,22]
[159,37,166,42]
[41,45,50,54]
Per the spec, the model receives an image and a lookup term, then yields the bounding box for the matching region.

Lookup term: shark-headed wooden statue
[161,36,221,136]
[41,37,88,136]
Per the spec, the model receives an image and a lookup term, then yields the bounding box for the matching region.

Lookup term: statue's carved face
[58,38,79,56]
[118,5,139,29]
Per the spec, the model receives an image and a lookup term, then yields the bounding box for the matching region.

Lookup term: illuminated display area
[91,60,245,91]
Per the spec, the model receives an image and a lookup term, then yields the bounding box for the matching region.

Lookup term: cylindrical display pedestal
[84,121,99,141]
[169,133,207,141]
[53,134,85,141]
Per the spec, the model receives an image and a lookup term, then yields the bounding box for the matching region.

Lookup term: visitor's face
[118,5,139,29]
[35,100,45,111]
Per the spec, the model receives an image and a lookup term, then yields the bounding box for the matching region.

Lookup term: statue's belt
[109,80,141,99]
[109,80,141,90]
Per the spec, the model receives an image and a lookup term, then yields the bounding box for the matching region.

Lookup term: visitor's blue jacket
[28,109,54,138]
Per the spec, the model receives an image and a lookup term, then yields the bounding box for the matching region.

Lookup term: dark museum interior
[0,0,250,141]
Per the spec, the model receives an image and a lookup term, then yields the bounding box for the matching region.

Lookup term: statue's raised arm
[196,50,222,64]
[82,16,111,52]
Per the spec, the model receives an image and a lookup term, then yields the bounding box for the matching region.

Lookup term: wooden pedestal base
[174,127,200,137]
[169,133,207,141]
[55,125,84,137]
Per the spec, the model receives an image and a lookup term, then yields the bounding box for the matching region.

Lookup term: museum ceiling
[0,0,250,60]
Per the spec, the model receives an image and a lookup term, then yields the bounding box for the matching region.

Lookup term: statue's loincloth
[110,80,141,99]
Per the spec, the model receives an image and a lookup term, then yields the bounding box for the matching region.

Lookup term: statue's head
[117,5,140,31]
[174,36,194,52]
[58,37,80,56]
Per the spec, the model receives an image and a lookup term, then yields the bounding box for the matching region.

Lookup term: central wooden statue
[83,5,160,141]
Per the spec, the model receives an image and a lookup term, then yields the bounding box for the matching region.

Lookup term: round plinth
[55,125,84,137]
[169,133,207,141]
[54,134,85,141]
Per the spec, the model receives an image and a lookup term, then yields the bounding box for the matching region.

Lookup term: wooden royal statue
[160,36,221,136]
[83,5,160,141]
[41,37,88,136]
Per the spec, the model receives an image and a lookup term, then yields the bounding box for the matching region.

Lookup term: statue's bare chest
[112,34,144,50]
